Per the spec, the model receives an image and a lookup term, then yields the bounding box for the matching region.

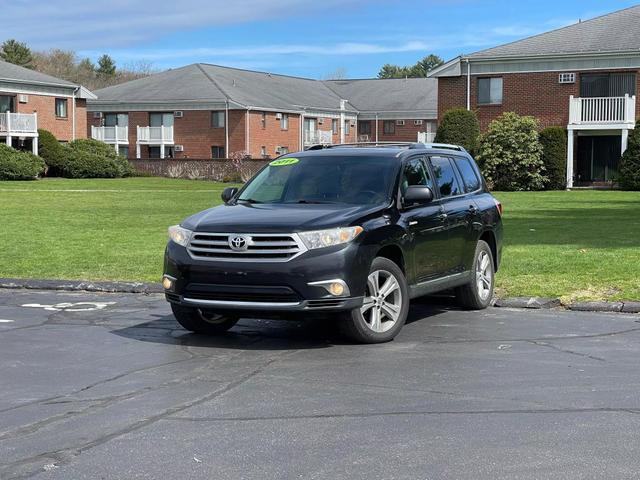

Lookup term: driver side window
[401,157,433,196]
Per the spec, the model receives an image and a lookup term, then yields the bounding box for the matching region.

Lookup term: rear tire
[340,257,409,344]
[171,304,238,335]
[456,240,495,310]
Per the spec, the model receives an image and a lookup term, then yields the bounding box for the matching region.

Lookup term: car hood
[182,202,387,233]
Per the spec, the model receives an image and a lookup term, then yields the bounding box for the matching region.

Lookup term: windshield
[237,155,399,205]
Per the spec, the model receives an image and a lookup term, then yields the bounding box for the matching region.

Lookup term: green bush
[476,112,547,191]
[619,121,640,190]
[37,129,66,175]
[539,127,567,190]
[62,138,133,178]
[0,144,46,180]
[434,108,481,153]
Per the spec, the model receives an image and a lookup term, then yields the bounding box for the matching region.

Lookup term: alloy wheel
[360,269,403,333]
[476,251,492,301]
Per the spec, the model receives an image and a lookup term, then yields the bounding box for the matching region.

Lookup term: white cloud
[2,0,369,49]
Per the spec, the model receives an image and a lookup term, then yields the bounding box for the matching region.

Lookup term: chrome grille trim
[187,232,307,262]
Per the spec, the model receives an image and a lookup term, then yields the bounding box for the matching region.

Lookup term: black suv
[163,143,503,343]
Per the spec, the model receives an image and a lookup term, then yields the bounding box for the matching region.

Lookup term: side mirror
[221,187,238,204]
[403,186,434,206]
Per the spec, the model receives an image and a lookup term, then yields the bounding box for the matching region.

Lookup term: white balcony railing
[136,126,174,144]
[569,94,636,126]
[303,130,333,145]
[91,125,128,144]
[417,131,437,143]
[0,112,38,135]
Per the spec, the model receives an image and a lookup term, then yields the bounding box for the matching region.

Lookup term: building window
[261,112,266,129]
[104,113,128,127]
[0,95,15,113]
[477,77,503,105]
[211,111,225,128]
[331,119,338,135]
[383,120,395,134]
[260,146,267,158]
[344,120,350,135]
[118,146,129,158]
[280,113,288,130]
[277,146,289,155]
[580,72,636,97]
[149,112,174,127]
[211,146,225,158]
[55,98,68,118]
[358,121,371,135]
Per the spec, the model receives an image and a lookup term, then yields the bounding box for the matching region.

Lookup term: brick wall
[246,110,301,158]
[14,93,87,141]
[438,69,640,131]
[357,119,436,142]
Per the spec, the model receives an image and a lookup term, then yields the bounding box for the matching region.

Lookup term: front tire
[171,304,238,335]
[340,257,409,344]
[456,240,495,310]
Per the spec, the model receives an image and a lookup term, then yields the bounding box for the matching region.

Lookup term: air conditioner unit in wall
[93,112,103,119]
[318,118,324,124]
[174,145,184,152]
[275,113,283,119]
[18,94,28,103]
[396,120,405,126]
[414,120,423,125]
[174,111,184,118]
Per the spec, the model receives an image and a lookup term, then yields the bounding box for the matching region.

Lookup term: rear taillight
[494,199,503,216]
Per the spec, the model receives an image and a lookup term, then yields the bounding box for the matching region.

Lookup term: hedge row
[0,144,46,180]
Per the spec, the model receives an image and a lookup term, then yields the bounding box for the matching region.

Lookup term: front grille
[185,291,301,303]
[187,233,306,262]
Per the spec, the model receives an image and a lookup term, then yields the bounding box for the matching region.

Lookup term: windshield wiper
[237,198,263,204]
[285,199,338,204]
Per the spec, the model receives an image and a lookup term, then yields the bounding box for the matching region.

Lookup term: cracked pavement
[1,289,640,479]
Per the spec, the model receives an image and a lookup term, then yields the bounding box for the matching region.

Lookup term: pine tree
[0,39,34,69]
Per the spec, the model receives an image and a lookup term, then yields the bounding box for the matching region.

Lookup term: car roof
[289,143,469,160]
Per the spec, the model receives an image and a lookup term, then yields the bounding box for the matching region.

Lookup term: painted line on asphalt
[0,319,15,323]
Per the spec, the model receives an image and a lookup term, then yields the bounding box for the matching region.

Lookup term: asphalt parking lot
[1,289,640,479]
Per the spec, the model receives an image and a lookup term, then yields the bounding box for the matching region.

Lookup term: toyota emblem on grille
[229,235,249,251]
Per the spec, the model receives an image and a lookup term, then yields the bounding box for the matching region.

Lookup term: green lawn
[0,178,638,301]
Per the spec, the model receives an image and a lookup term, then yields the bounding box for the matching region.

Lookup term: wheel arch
[479,230,499,272]
[375,244,406,273]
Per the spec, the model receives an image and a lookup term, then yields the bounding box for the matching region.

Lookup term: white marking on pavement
[21,302,116,312]
[0,319,15,323]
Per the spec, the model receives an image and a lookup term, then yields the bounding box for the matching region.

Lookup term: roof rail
[307,142,417,150]
[417,142,467,152]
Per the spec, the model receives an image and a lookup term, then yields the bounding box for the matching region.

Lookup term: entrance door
[576,135,621,183]
[303,118,316,143]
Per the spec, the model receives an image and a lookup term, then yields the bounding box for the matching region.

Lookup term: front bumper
[163,239,373,314]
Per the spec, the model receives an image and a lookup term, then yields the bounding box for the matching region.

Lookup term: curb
[1,280,639,314]
[0,278,163,294]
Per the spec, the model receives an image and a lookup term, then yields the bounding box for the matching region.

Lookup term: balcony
[568,94,636,129]
[303,130,332,146]
[91,126,128,144]
[137,126,174,145]
[0,112,38,136]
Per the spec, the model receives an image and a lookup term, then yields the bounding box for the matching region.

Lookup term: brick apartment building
[0,59,94,154]
[429,5,640,187]
[87,64,437,160]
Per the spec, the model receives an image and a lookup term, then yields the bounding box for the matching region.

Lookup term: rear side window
[429,156,463,197]
[400,157,433,196]
[453,156,481,192]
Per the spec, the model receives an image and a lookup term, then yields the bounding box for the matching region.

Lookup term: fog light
[162,276,174,290]
[329,282,345,296]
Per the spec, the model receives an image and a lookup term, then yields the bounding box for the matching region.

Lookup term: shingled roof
[470,5,640,58]
[0,59,77,87]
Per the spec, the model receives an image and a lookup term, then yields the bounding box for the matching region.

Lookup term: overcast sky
[3,0,638,78]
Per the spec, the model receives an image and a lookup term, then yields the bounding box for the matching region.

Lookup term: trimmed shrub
[434,108,480,153]
[62,138,133,178]
[476,112,547,191]
[619,120,640,190]
[539,127,567,190]
[0,144,46,180]
[37,128,66,175]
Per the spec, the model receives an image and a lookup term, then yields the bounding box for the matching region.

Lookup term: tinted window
[430,156,462,197]
[478,77,503,104]
[453,157,481,192]
[238,155,400,205]
[400,157,433,196]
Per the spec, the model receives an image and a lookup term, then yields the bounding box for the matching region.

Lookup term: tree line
[0,39,154,90]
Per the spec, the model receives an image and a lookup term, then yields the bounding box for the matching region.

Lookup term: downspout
[375,113,379,143]
[72,87,79,140]
[340,99,346,144]
[245,107,251,155]
[225,100,229,157]
[466,58,471,111]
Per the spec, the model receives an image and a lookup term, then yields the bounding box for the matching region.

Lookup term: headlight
[299,226,363,250]
[168,225,192,246]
